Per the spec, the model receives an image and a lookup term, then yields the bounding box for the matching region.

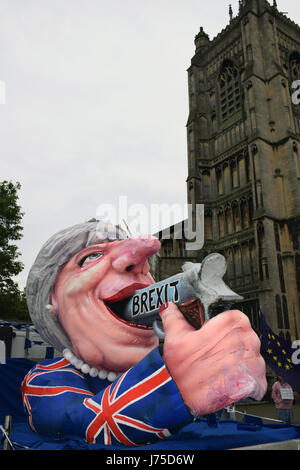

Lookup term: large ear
[199,253,243,301]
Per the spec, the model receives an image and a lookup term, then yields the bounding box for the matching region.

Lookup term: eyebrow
[74,245,107,264]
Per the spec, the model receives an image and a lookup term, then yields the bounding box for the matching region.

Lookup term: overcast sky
[0,0,299,289]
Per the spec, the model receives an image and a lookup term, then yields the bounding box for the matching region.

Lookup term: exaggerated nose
[111,235,161,273]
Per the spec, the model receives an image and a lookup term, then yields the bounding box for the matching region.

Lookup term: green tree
[0,180,30,321]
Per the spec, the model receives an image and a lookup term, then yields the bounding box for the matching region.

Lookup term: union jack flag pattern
[21,347,193,446]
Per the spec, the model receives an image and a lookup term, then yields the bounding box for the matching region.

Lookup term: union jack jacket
[21,347,193,446]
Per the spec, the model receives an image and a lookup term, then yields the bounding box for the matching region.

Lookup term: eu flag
[259,311,300,394]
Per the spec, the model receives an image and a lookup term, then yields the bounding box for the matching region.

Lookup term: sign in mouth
[103,283,153,329]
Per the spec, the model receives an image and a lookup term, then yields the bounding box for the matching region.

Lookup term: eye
[78,252,104,267]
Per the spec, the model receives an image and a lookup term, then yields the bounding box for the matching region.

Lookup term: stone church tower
[155,0,300,341]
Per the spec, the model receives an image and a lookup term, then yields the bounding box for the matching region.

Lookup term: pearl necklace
[63,348,122,382]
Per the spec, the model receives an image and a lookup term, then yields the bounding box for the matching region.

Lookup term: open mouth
[103,283,153,330]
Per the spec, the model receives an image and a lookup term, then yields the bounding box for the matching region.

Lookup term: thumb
[159,302,195,337]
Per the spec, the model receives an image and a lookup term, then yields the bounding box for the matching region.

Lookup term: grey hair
[26,219,128,352]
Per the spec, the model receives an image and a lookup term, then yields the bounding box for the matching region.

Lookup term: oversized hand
[159,303,267,416]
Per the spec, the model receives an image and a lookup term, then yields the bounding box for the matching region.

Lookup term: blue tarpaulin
[1,358,300,450]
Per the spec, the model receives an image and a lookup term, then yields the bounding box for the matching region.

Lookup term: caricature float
[22,219,267,446]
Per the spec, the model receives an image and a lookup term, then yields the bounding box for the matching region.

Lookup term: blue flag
[259,311,300,394]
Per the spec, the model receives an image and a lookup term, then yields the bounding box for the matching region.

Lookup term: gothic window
[274,222,281,252]
[216,166,223,195]
[218,60,241,122]
[276,294,284,329]
[230,160,238,188]
[248,196,254,223]
[178,239,186,257]
[240,198,249,229]
[277,254,286,293]
[242,242,251,284]
[202,170,211,199]
[204,209,213,239]
[289,52,300,83]
[245,153,250,182]
[249,239,257,282]
[282,295,290,329]
[286,331,291,342]
[225,204,232,234]
[232,200,241,232]
[296,253,300,292]
[279,331,284,340]
[257,222,266,281]
[161,239,173,257]
[223,162,230,193]
[292,142,300,179]
[226,248,235,282]
[218,208,225,238]
[257,181,264,207]
[234,246,242,282]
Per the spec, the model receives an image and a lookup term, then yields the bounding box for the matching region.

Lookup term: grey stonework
[153,0,300,349]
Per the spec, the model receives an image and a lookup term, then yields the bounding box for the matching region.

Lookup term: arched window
[218,60,241,122]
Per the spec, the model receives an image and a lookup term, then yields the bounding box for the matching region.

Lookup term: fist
[159,303,267,417]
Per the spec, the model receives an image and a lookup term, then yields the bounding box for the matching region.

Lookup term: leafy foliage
[0,181,30,321]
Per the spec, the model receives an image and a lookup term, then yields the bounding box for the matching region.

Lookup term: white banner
[280,387,294,400]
